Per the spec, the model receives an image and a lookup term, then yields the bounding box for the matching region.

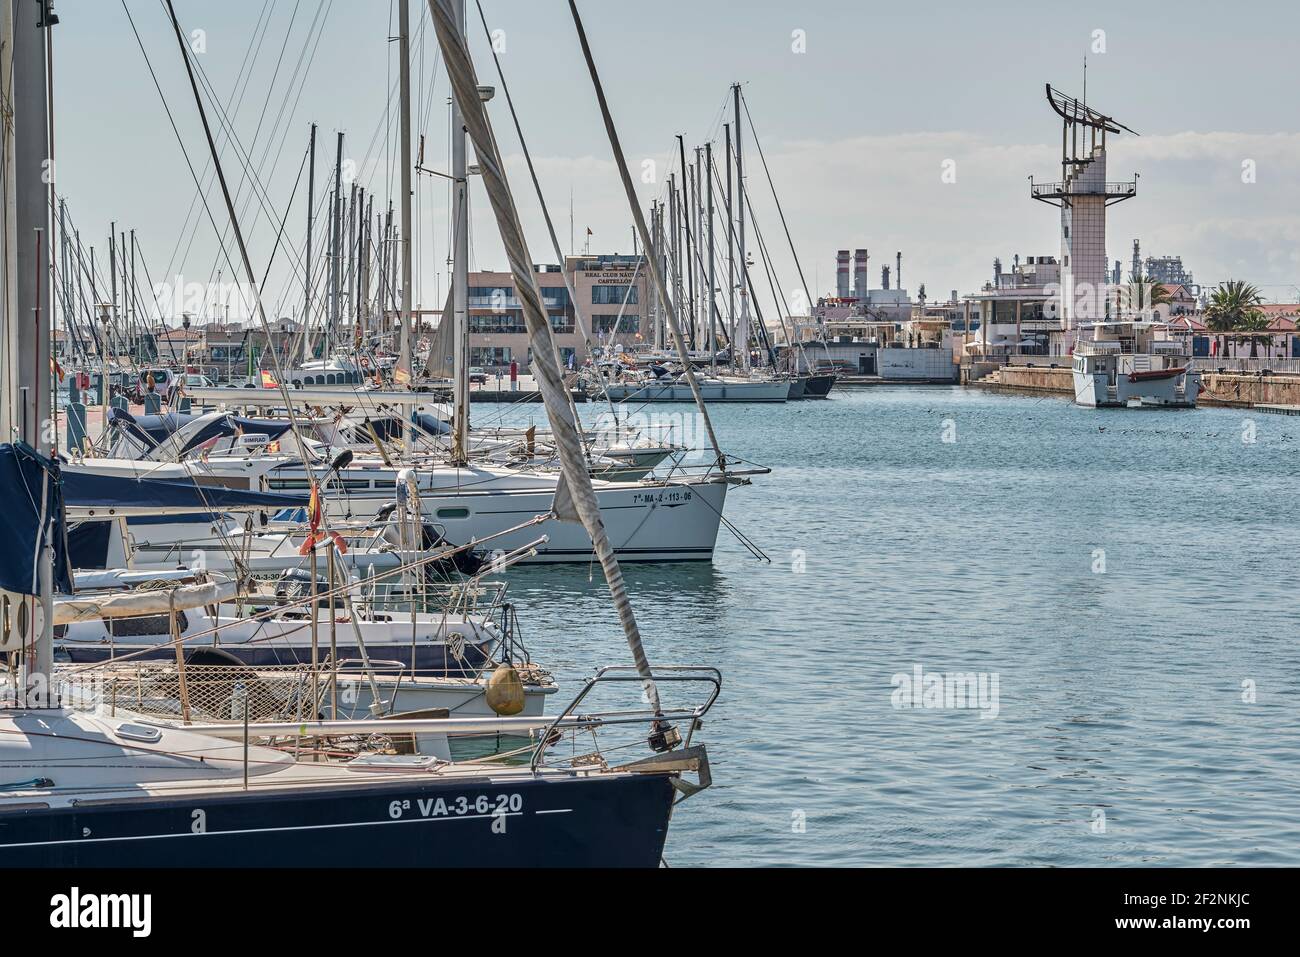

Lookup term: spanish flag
[50,356,65,382]
[260,370,278,389]
[394,365,411,385]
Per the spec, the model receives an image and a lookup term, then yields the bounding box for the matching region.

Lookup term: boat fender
[485,662,525,716]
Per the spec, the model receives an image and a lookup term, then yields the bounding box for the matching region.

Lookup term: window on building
[469,313,527,334]
[592,284,638,305]
[470,346,511,369]
[468,286,517,310]
[541,287,570,308]
[591,313,640,335]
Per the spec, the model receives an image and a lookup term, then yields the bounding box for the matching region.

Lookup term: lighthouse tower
[1031,85,1137,338]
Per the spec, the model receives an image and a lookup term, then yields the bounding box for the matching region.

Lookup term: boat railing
[529,665,721,777]
[365,579,509,619]
[1076,339,1190,358]
[58,661,329,725]
[657,452,771,484]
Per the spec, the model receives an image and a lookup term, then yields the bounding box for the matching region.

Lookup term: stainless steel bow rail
[529,665,721,801]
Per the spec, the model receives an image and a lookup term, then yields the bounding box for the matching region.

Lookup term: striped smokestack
[853,249,869,301]
[836,249,851,298]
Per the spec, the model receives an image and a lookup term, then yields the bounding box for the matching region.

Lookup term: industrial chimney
[882,265,891,290]
[895,251,902,291]
[836,250,851,298]
[853,249,869,301]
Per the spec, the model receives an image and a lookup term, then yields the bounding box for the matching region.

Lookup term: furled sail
[0,443,73,597]
[427,0,662,714]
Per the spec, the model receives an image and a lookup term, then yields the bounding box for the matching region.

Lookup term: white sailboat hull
[324,476,731,563]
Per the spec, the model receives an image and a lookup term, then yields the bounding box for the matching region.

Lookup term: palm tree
[1127,280,1172,317]
[1235,310,1272,359]
[1204,280,1265,359]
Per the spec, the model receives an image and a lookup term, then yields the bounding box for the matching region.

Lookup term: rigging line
[169,0,329,316]
[738,168,796,366]
[184,0,320,297]
[178,0,327,302]
[717,154,788,357]
[119,0,247,325]
[566,0,733,480]
[151,0,333,560]
[471,0,614,430]
[59,213,132,357]
[743,89,811,306]
[739,209,780,366]
[159,0,276,281]
[739,90,827,360]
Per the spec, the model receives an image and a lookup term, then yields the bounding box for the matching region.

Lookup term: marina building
[963,255,1063,356]
[790,248,958,381]
[467,254,648,371]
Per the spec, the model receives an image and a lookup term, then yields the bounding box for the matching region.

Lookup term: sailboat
[0,0,715,867]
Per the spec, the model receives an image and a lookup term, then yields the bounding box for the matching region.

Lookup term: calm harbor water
[494,386,1300,866]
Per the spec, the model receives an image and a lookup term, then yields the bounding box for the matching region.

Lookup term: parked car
[468,366,489,385]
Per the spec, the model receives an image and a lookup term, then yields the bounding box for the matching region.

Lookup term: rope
[428,0,665,715]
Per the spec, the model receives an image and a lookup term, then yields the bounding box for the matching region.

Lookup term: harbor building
[791,248,958,381]
[963,255,1063,356]
[466,254,648,371]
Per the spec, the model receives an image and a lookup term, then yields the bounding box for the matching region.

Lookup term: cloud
[466,128,1300,310]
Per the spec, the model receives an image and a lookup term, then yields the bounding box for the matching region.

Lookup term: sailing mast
[2,0,57,697]
[397,0,414,385]
[677,136,694,350]
[725,123,734,367]
[449,0,470,463]
[733,83,749,373]
[303,122,316,365]
[329,130,343,361]
[706,141,715,369]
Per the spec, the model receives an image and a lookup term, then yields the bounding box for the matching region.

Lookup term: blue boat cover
[108,409,293,457]
[60,468,307,512]
[413,411,452,436]
[0,443,74,595]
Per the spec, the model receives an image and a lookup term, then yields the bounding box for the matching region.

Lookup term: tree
[1121,280,1172,319]
[1235,310,1272,359]
[1204,280,1265,359]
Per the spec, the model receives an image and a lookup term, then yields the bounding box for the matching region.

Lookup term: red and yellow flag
[298,482,322,555]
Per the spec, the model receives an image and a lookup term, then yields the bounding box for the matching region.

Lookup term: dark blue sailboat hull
[0,772,675,867]
[58,638,496,678]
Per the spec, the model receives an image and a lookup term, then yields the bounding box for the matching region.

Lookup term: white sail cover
[54,580,236,625]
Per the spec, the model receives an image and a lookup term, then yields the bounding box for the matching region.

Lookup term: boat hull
[602,379,789,403]
[0,772,675,867]
[1072,367,1201,408]
[802,373,836,398]
[322,478,731,564]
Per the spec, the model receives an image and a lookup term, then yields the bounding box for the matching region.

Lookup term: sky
[49,0,1300,326]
